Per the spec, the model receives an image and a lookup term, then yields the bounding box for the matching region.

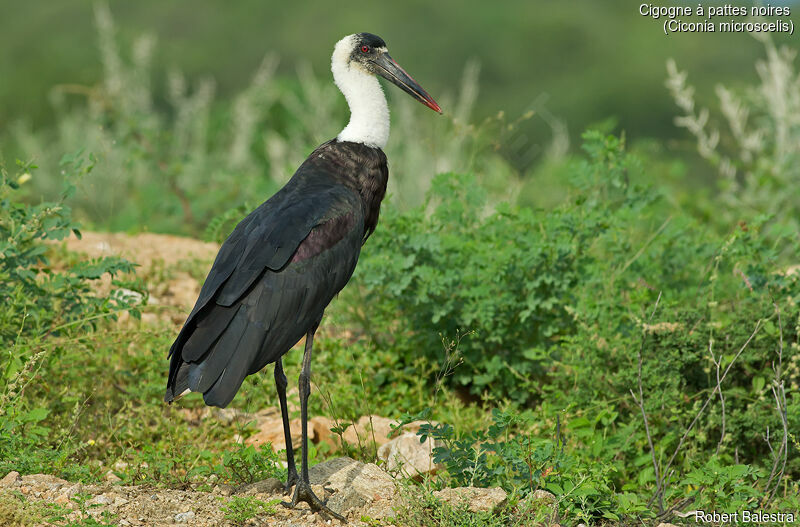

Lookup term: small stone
[174,510,195,523]
[235,478,283,496]
[377,432,439,477]
[91,494,112,505]
[62,483,83,498]
[113,496,129,507]
[214,484,235,496]
[433,486,507,513]
[21,474,69,486]
[532,489,556,503]
[0,471,20,487]
[105,469,122,483]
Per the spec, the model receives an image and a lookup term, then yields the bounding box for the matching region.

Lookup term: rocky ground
[0,458,513,526]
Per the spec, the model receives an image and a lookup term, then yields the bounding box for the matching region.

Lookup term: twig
[712,338,726,455]
[763,303,788,505]
[630,292,662,512]
[764,383,788,504]
[657,319,762,501]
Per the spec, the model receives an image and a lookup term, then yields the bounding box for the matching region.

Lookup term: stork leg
[282,323,345,522]
[274,358,298,494]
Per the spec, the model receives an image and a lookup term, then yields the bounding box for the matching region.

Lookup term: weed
[220,496,279,525]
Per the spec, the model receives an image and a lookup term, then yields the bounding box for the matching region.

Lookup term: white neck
[331,35,390,149]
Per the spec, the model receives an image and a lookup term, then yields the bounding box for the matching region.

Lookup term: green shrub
[0,153,144,482]
[353,131,799,523]
[0,155,140,346]
[349,132,652,404]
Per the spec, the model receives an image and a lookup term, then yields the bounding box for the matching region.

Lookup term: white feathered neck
[331,35,390,149]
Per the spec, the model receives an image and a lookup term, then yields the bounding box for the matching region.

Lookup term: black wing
[165,179,365,408]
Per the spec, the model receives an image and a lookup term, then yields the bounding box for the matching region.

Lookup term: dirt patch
[64,231,219,269]
[64,231,219,323]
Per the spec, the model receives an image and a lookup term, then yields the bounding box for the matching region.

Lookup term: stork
[164,33,441,519]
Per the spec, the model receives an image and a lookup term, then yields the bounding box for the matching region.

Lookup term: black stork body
[164,33,440,519]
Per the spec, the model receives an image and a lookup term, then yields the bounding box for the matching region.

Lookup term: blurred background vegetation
[1,1,794,187]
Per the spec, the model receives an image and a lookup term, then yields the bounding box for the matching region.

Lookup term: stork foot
[281,480,345,522]
[282,469,298,495]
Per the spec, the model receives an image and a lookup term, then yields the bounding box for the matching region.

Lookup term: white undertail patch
[332,35,390,148]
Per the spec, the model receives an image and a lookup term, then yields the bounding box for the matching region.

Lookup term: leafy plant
[220,496,279,525]
[0,155,141,347]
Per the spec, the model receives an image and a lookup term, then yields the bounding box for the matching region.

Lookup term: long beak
[372,53,442,114]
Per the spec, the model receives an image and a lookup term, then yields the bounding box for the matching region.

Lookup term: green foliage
[399,407,644,523]
[402,408,558,493]
[353,131,799,523]
[395,486,531,527]
[64,493,117,527]
[351,132,654,403]
[0,155,146,486]
[220,496,279,525]
[208,443,284,485]
[681,457,761,512]
[353,173,587,402]
[0,155,141,346]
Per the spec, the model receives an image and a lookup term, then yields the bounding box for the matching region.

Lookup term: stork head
[332,33,442,114]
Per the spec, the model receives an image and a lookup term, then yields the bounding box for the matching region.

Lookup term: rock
[308,457,397,519]
[21,474,69,487]
[235,478,283,496]
[433,487,508,513]
[310,416,337,451]
[62,483,83,498]
[53,484,83,505]
[213,484,235,496]
[657,524,680,527]
[0,471,20,487]
[377,432,439,477]
[174,510,195,523]
[105,469,122,483]
[91,494,112,506]
[246,416,304,451]
[531,489,556,503]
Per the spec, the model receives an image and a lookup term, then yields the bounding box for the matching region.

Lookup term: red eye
[361,45,370,53]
